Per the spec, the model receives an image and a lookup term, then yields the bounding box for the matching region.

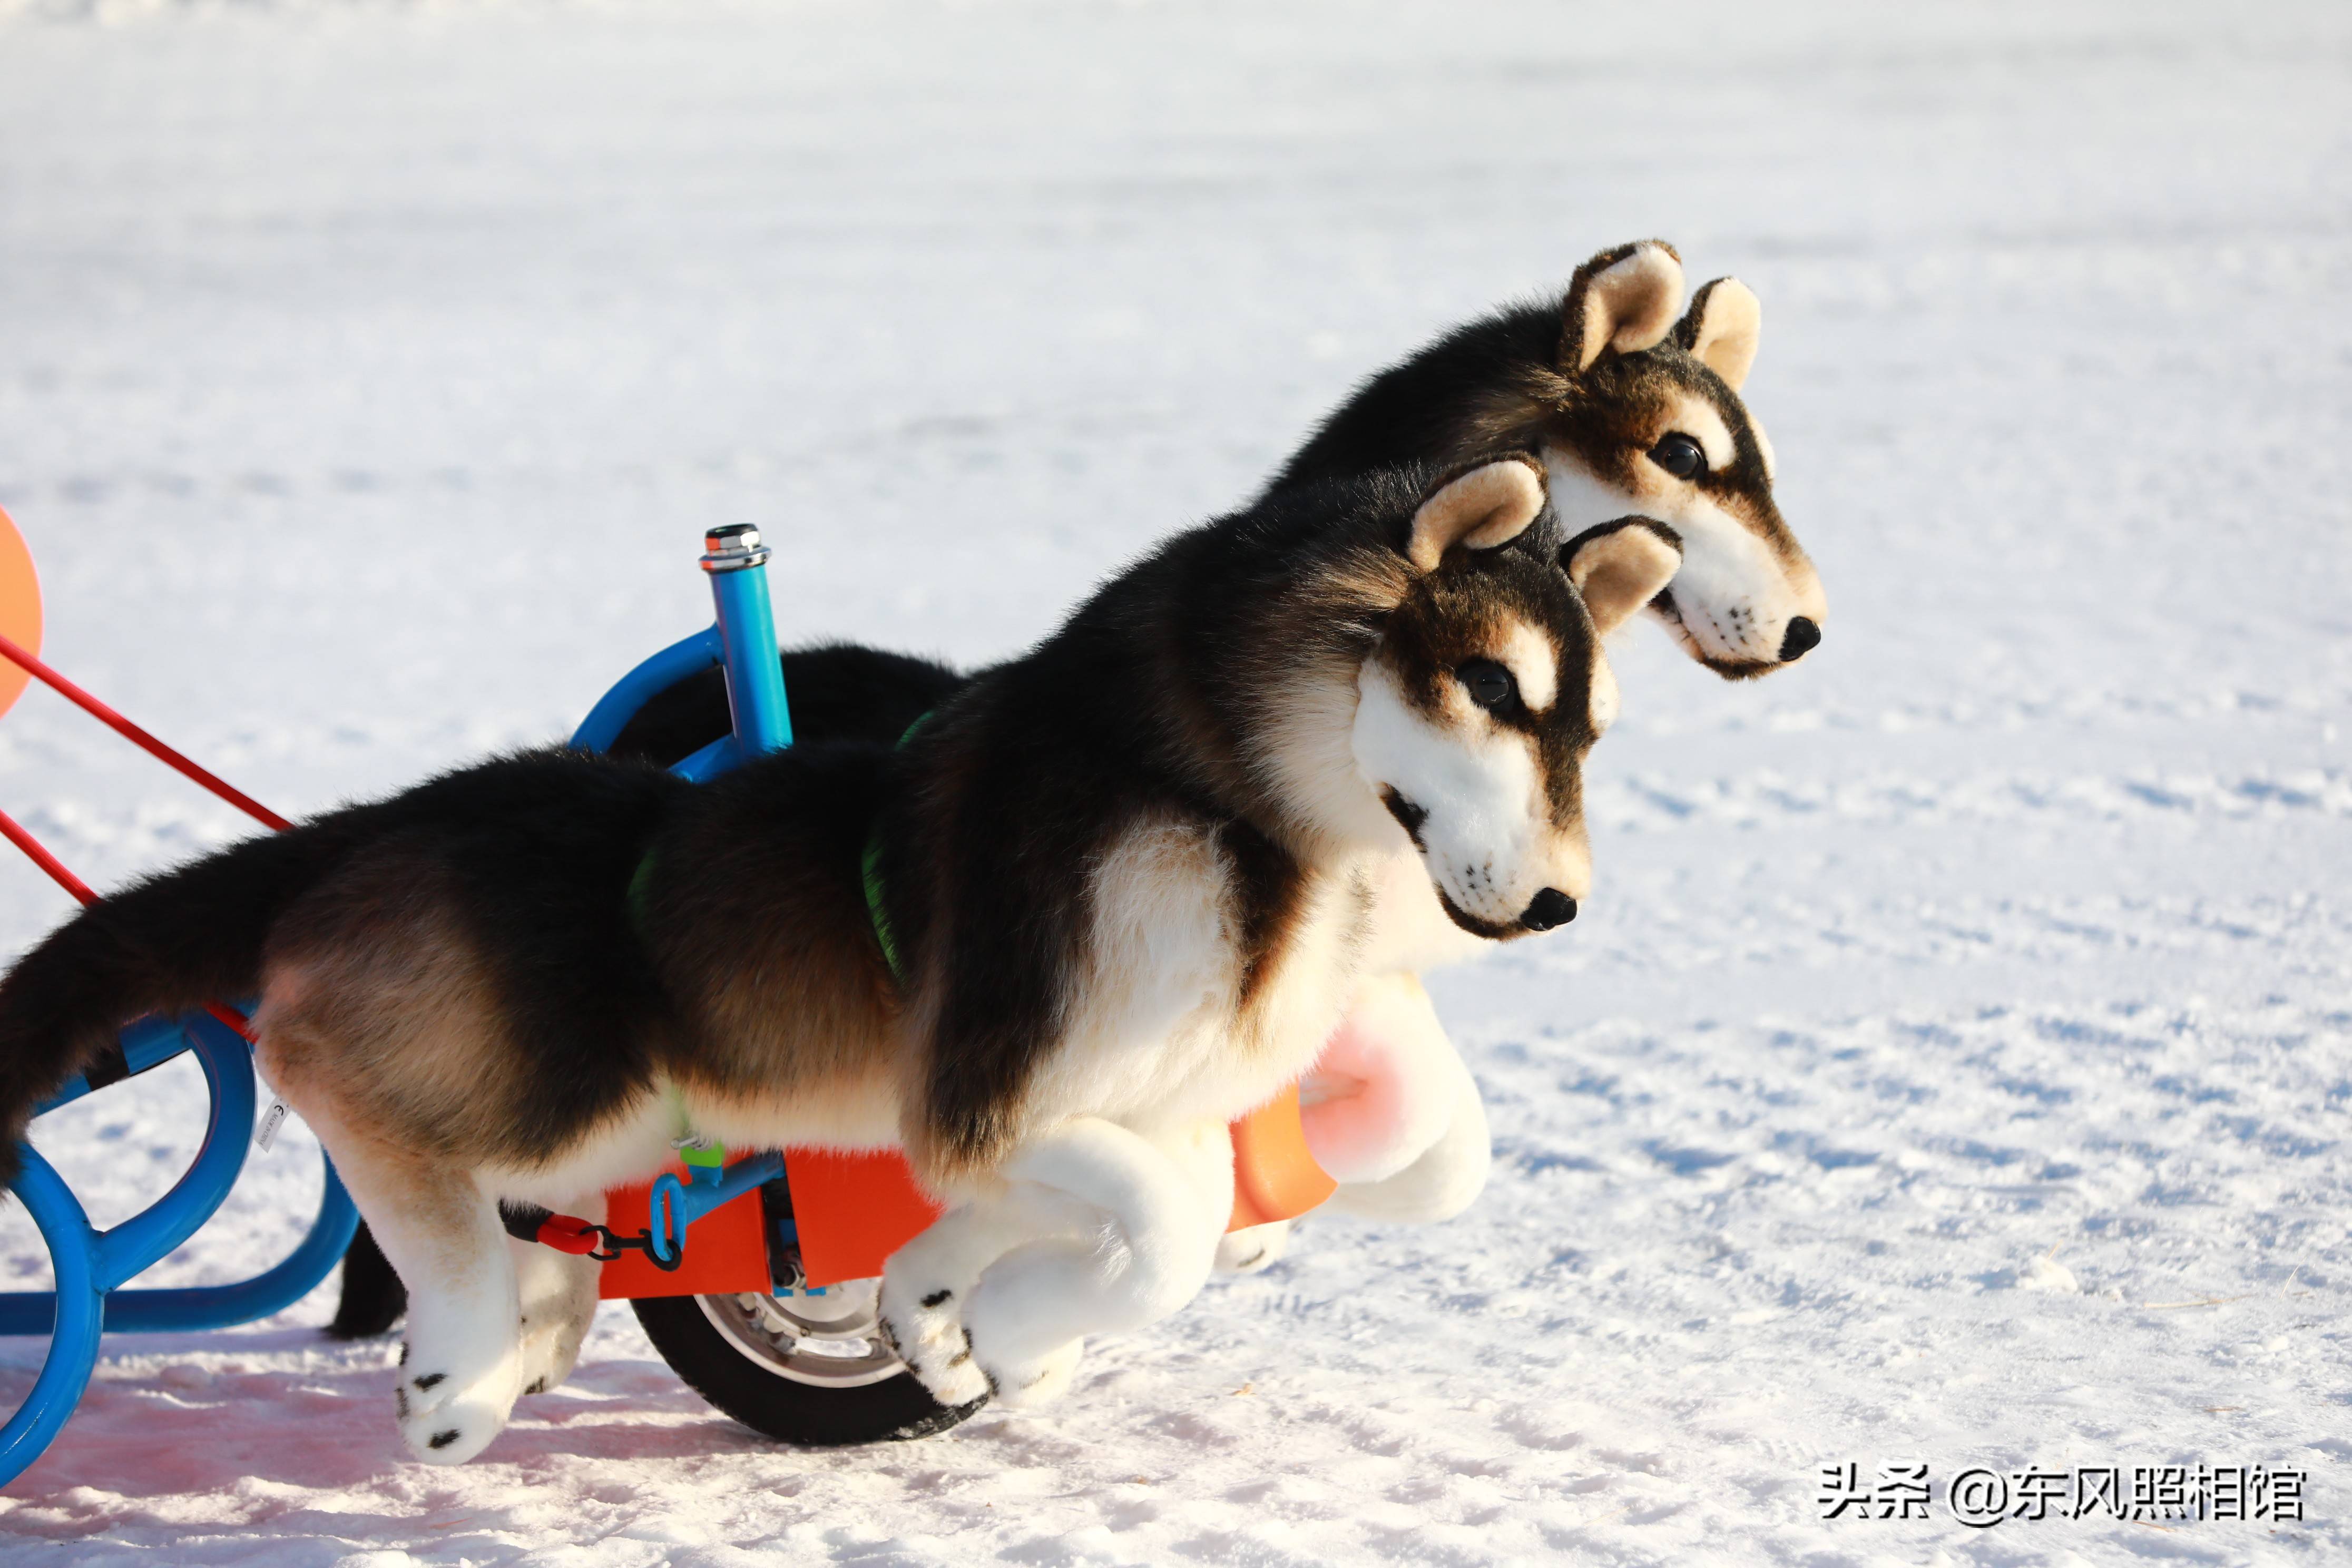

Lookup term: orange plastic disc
[1228,1083,1338,1230]
[0,505,43,721]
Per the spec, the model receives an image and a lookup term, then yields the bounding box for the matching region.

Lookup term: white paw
[394,1337,522,1464]
[515,1310,589,1398]
[1215,1221,1290,1274]
[978,1336,1083,1410]
[877,1278,991,1408]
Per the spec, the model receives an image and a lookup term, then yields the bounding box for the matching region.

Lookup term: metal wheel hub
[694,1278,907,1389]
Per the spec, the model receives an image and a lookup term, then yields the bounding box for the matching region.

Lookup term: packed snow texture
[0,1,2347,1562]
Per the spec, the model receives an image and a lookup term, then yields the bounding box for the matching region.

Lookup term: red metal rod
[0,631,291,832]
[0,639,275,1042]
[204,1002,257,1042]
[0,805,96,907]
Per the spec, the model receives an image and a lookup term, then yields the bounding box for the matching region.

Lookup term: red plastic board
[597,1163,772,1300]
[786,1148,945,1287]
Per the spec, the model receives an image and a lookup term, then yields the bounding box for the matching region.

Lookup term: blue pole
[701,526,793,756]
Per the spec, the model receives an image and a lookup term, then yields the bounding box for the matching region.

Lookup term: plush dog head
[1273,241,1826,680]
[1531,240,1825,677]
[1346,458,1678,937]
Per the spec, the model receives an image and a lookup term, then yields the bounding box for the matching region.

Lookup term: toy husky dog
[1273,237,1825,678]
[1230,238,1831,1255]
[631,239,1825,1249]
[326,237,1831,1329]
[0,456,1676,1464]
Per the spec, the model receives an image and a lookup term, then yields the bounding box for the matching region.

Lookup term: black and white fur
[0,458,1677,1463]
[332,240,1831,1323]
[1276,239,1823,677]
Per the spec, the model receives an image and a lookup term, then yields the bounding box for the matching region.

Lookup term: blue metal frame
[0,1014,359,1483]
[0,528,795,1486]
[569,624,725,755]
[644,1151,787,1267]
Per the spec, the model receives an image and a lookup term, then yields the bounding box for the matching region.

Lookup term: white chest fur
[1023,815,1374,1139]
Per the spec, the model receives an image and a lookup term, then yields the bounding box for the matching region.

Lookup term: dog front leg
[1323,1036,1491,1223]
[956,1116,1232,1408]
[1298,971,1461,1186]
[1214,1218,1291,1273]
[879,1181,1091,1409]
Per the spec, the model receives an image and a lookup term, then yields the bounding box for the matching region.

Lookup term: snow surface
[0,1,2348,1561]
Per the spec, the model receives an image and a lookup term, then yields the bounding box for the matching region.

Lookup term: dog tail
[0,825,341,1187]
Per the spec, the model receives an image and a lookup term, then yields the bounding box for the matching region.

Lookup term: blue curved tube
[568,625,724,754]
[98,1168,357,1334]
[0,1017,357,1483]
[0,1149,102,1486]
[32,1013,191,1116]
[90,1015,250,1290]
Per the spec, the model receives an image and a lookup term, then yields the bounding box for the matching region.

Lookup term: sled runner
[0,509,1336,1483]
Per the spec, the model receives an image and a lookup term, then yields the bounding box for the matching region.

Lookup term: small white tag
[254,1099,289,1153]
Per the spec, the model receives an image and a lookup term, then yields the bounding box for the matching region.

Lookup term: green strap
[862,830,904,982]
[630,714,929,983]
[862,711,933,984]
[627,846,660,937]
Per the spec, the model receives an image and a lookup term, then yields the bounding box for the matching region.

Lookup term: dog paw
[1214,1221,1289,1275]
[977,1336,1083,1411]
[515,1306,590,1397]
[877,1281,991,1408]
[393,1341,520,1464]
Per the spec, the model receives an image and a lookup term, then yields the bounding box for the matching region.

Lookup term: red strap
[534,1216,604,1255]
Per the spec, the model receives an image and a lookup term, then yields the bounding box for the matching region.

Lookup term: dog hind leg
[330,1135,527,1464]
[511,1195,602,1398]
[1298,972,1461,1185]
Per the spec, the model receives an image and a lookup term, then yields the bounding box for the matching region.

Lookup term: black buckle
[582,1224,684,1271]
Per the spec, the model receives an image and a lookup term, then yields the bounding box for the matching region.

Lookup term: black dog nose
[1779,616,1821,661]
[1521,888,1577,932]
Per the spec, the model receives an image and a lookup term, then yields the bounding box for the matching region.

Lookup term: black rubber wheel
[632,1291,985,1447]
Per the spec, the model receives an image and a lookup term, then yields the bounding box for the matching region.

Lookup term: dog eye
[1456,659,1518,713]
[1649,433,1706,480]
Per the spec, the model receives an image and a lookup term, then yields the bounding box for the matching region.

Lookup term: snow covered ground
[0,0,2347,1561]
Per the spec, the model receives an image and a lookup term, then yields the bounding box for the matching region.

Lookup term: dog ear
[1673,277,1761,390]
[1563,520,1681,637]
[1557,240,1684,375]
[1406,457,1546,572]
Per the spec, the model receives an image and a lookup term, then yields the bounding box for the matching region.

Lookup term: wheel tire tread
[631,1293,984,1447]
